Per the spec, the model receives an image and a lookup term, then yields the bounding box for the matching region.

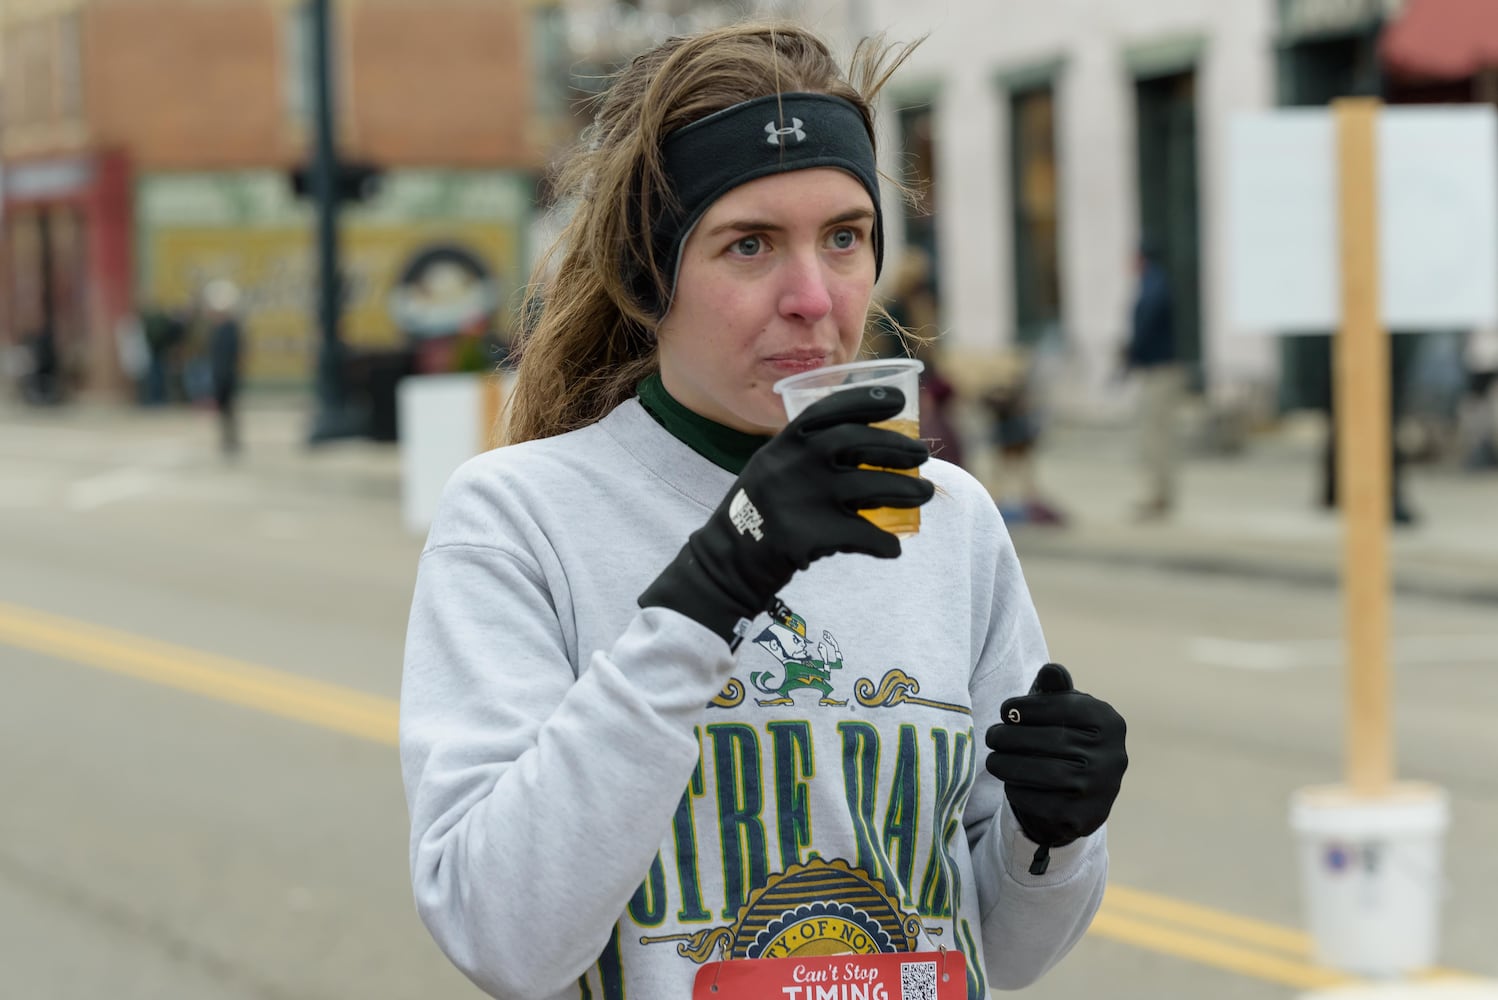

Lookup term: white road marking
[1300,980,1498,999]
[63,468,162,511]
[1188,637,1310,671]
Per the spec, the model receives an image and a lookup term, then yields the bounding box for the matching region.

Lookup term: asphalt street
[1,401,1495,1000]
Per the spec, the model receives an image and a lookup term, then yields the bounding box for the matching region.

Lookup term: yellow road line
[1087,910,1355,991]
[1097,888,1471,984]
[0,600,398,746]
[1103,883,1312,956]
[0,600,1486,990]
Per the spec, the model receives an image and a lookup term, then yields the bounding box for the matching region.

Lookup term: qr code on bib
[899,960,937,1000]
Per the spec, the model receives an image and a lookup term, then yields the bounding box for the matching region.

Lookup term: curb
[1012,533,1498,607]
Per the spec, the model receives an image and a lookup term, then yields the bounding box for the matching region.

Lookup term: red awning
[1381,0,1498,81]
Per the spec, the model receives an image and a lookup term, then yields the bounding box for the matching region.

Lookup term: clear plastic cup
[773,358,925,538]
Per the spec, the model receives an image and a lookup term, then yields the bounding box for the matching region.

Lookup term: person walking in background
[882,247,939,343]
[1459,326,1498,470]
[882,248,966,466]
[1124,241,1183,521]
[399,22,1126,1000]
[114,310,151,404]
[138,302,187,405]
[979,349,1066,525]
[203,280,244,457]
[1313,332,1420,526]
[915,338,965,467]
[21,323,63,406]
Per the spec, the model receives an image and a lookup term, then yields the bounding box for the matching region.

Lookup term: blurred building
[14,0,1484,407]
[522,0,843,256]
[865,0,1498,420]
[0,0,552,395]
[1275,0,1498,413]
[863,0,1286,419]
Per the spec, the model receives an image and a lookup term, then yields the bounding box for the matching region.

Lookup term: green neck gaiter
[637,373,771,475]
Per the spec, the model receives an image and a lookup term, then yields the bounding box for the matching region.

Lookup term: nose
[777,251,834,323]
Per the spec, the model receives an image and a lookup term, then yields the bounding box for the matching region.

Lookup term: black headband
[645,91,884,317]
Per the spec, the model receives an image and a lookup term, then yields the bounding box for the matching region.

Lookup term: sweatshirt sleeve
[399,473,733,998]
[961,517,1108,990]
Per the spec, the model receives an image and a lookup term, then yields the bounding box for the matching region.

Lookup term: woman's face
[655,168,877,434]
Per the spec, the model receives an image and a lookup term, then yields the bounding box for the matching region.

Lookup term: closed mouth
[764,352,830,364]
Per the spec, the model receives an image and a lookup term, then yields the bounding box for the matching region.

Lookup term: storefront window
[1010,85,1061,345]
[895,102,938,285]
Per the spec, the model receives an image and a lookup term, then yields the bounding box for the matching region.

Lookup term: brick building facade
[1,0,545,395]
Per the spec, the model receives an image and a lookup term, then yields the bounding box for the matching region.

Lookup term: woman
[400,23,1126,1000]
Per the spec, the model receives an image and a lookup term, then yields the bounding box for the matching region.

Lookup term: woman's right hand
[638,385,935,642]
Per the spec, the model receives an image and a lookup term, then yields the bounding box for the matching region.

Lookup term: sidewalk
[0,394,403,503]
[5,396,1496,603]
[1012,417,1498,605]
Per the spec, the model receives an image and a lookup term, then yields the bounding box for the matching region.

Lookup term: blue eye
[732,235,763,256]
[829,228,858,250]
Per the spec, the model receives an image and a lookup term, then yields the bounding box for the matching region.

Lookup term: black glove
[639,385,934,643]
[984,663,1128,875]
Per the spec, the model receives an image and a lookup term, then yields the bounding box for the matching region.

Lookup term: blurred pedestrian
[980,349,1066,525]
[138,302,187,405]
[882,247,938,341]
[1123,241,1182,521]
[114,311,151,404]
[1459,326,1498,470]
[399,21,1125,1000]
[882,249,965,465]
[1314,332,1420,525]
[203,280,244,456]
[22,325,62,405]
[915,340,965,467]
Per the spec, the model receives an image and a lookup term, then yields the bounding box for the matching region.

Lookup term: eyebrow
[703,207,876,238]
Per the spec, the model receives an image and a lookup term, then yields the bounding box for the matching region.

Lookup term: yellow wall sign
[137,170,530,384]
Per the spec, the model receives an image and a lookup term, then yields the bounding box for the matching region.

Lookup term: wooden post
[1333,98,1394,796]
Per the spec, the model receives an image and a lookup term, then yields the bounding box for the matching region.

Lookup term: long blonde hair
[504,22,922,444]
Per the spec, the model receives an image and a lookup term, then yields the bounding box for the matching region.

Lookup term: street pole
[307,0,355,443]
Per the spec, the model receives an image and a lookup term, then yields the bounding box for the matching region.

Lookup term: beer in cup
[773,358,925,538]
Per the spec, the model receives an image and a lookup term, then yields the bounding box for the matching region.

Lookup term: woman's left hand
[983,663,1128,867]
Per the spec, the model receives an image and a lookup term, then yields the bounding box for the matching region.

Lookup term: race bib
[692,950,966,1000]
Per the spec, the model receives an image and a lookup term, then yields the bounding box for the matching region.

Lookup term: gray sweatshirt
[400,398,1107,1000]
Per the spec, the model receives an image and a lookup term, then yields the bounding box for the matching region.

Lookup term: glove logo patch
[1006,708,1021,723]
[728,489,765,541]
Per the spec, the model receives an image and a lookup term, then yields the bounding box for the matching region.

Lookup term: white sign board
[1226,106,1498,332]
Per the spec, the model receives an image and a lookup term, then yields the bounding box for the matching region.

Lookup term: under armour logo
[765,118,806,145]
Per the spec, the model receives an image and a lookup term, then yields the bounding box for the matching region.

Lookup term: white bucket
[1289,782,1450,977]
[397,372,485,537]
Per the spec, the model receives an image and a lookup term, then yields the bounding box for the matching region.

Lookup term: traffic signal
[289,161,383,203]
